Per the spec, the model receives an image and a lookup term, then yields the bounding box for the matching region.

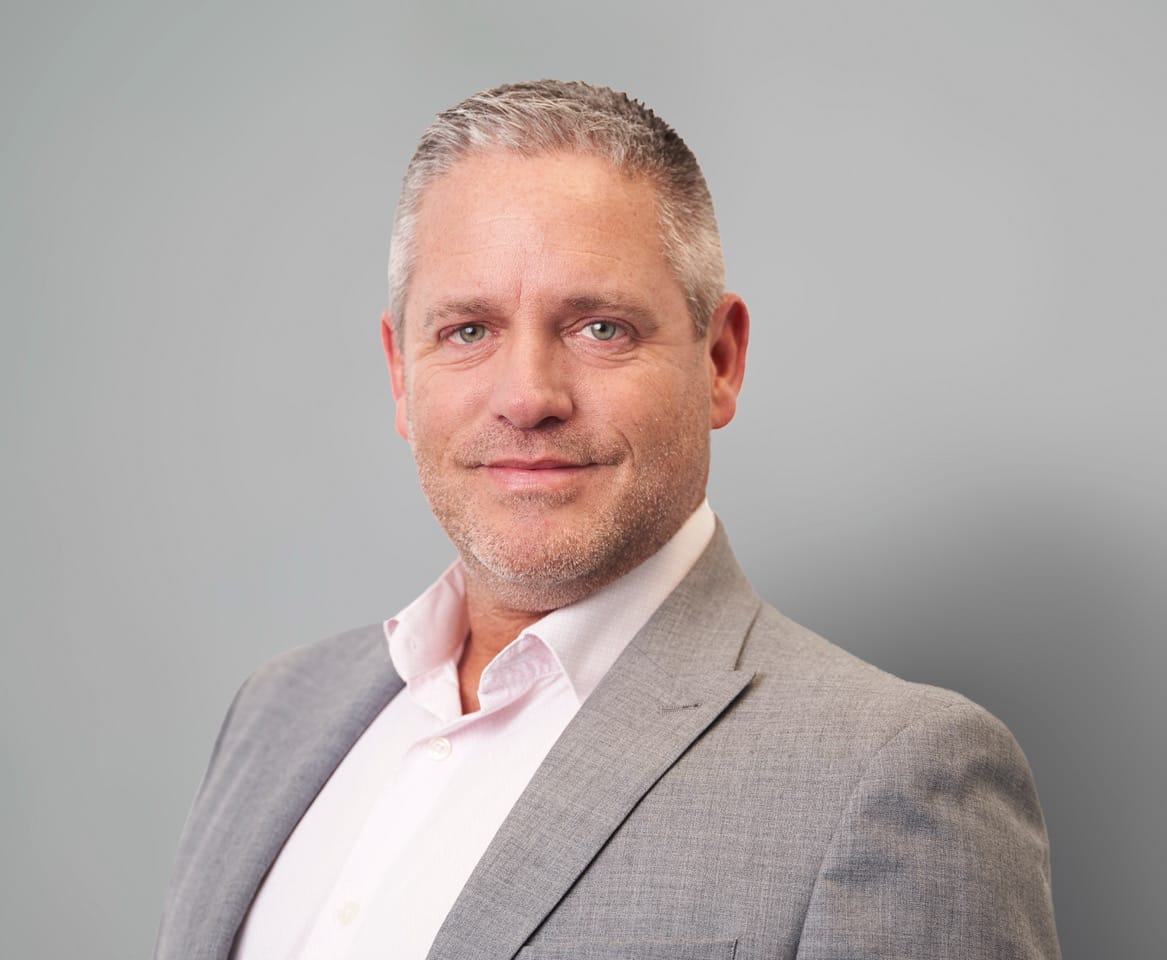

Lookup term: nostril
[490,362,573,429]
[494,389,574,430]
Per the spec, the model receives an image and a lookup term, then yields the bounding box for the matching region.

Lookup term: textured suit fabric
[155,525,1060,959]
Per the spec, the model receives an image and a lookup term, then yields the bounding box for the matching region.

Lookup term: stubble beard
[412,414,710,614]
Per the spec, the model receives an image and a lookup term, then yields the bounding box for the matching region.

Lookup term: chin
[457,509,681,614]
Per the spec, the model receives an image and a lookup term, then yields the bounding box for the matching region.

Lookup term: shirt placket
[294,720,465,960]
[293,642,560,960]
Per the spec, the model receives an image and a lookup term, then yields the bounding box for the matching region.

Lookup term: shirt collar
[384,500,715,706]
[385,561,468,683]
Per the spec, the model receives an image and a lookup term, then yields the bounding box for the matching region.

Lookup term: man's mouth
[485,458,588,470]
[478,457,596,492]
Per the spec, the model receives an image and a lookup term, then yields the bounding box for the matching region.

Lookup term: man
[156,81,1060,959]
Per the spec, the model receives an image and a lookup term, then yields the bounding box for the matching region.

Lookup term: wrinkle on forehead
[406,151,687,339]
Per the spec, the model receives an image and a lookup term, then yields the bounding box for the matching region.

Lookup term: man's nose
[489,333,574,429]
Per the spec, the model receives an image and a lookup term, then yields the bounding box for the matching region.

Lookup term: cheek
[593,368,708,447]
[406,369,486,440]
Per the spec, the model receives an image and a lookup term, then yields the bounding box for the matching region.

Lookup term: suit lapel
[427,524,761,960]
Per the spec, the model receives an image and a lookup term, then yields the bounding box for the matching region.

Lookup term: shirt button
[337,900,360,926]
[427,736,452,760]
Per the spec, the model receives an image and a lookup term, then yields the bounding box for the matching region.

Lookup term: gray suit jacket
[156,526,1060,959]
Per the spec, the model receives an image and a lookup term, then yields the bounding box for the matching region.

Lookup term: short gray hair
[388,80,725,337]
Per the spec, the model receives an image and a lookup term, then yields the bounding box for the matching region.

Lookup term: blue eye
[584,321,621,341]
[452,324,487,343]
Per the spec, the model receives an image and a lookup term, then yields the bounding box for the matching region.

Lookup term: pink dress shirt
[231,501,715,960]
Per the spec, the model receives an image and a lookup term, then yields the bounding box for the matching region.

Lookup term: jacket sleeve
[796,699,1061,960]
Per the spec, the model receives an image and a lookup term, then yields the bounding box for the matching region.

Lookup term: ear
[381,311,410,441]
[706,293,750,430]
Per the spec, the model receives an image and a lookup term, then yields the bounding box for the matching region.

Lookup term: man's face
[384,150,745,612]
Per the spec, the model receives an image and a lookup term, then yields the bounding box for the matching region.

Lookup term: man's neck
[454,559,628,713]
[457,592,550,714]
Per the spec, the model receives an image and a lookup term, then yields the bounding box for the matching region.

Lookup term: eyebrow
[423,294,660,334]
[562,295,659,331]
[422,298,498,333]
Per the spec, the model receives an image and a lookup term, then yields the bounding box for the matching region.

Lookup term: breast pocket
[517,938,737,960]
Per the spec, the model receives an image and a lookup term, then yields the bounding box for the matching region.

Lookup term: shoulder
[736,608,1061,956]
[733,602,1035,786]
[234,622,390,704]
[211,622,398,759]
[729,606,1058,953]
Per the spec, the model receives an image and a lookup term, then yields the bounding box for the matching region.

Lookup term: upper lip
[484,458,588,469]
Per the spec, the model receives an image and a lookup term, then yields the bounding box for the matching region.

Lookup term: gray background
[2,1,1163,957]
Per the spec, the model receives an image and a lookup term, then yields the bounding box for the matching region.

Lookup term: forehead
[405,150,682,322]
[419,148,660,227]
